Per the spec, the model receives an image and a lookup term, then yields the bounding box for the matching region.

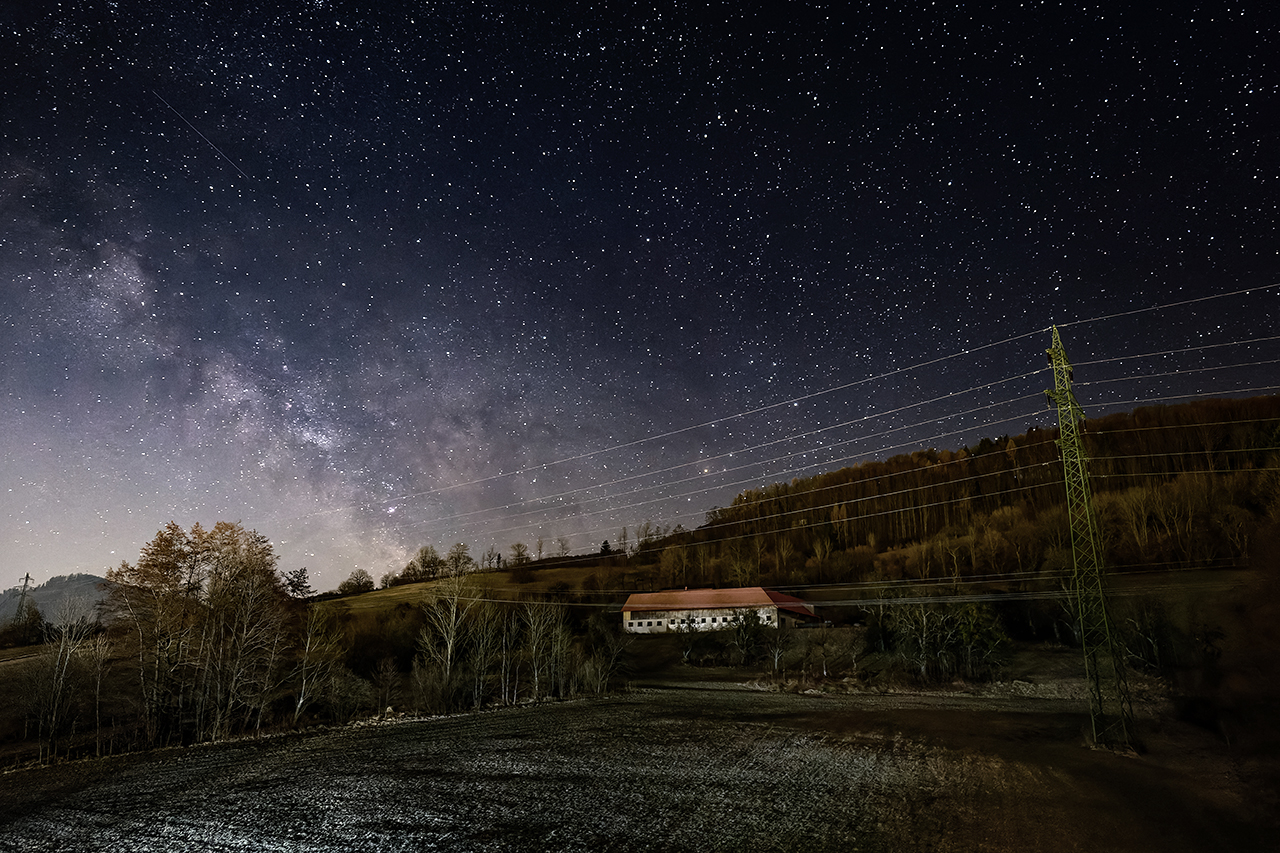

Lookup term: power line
[302,318,1279,570]
[289,290,1279,548]
[1081,385,1280,412]
[368,358,1058,537]
[402,381,1277,552]
[1057,282,1279,328]
[1074,334,1280,368]
[431,558,1248,609]
[394,386,1276,554]
[388,394,1049,541]
[399,357,1278,549]
[550,456,1280,566]
[1077,358,1280,387]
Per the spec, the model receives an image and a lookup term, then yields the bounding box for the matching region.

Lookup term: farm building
[621,587,817,634]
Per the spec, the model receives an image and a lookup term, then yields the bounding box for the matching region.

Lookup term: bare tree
[775,537,795,579]
[802,626,849,678]
[291,603,344,725]
[417,573,475,691]
[468,600,502,708]
[498,603,522,705]
[3,597,44,647]
[831,502,852,549]
[80,631,113,756]
[728,538,755,587]
[106,521,291,745]
[888,598,1004,683]
[634,521,665,554]
[728,609,763,665]
[29,596,96,761]
[522,600,562,701]
[548,622,578,698]
[403,545,444,582]
[812,535,834,567]
[371,658,401,713]
[446,543,475,576]
[556,537,572,558]
[762,628,795,678]
[659,545,688,588]
[584,611,632,694]
[325,668,373,723]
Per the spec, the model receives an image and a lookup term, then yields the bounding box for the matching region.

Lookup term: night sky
[3,2,1277,592]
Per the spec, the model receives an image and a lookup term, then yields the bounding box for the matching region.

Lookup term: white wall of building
[623,606,779,634]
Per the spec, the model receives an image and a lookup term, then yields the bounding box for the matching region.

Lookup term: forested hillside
[634,396,1280,590]
[0,575,106,624]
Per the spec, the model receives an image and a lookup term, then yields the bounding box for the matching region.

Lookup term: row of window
[626,614,776,628]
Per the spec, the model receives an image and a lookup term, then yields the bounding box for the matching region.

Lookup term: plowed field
[0,685,1273,852]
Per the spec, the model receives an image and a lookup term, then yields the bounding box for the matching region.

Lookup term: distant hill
[0,574,107,623]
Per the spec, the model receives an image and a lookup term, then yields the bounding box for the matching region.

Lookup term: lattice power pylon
[1045,326,1136,748]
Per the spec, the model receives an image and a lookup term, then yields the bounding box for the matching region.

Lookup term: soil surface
[0,672,1275,852]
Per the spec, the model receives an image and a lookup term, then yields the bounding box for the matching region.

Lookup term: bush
[883,597,1009,683]
[324,668,373,723]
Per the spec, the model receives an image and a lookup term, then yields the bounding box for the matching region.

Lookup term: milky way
[2,3,1277,591]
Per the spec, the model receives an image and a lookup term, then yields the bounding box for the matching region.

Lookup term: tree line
[6,521,630,764]
[368,536,579,591]
[673,602,1007,687]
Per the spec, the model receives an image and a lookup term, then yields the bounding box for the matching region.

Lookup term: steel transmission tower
[1045,326,1136,748]
[15,572,32,618]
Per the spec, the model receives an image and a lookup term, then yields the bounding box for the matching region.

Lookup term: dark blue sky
[3,1,1277,591]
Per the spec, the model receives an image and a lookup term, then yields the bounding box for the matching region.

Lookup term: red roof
[622,586,814,618]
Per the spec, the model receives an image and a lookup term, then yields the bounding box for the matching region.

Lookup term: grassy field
[0,646,44,664]
[320,564,629,614]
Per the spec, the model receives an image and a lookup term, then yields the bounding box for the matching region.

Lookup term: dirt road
[0,685,1272,852]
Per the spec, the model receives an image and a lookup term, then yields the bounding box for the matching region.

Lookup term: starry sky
[3,2,1277,592]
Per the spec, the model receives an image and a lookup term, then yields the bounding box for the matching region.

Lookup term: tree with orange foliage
[105,521,288,745]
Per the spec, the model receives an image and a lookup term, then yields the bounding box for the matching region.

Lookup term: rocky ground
[0,678,1275,852]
